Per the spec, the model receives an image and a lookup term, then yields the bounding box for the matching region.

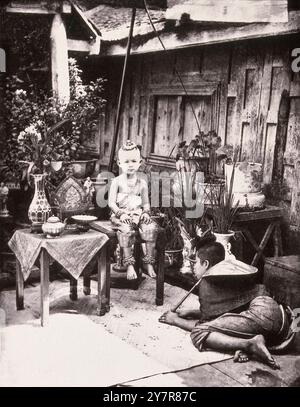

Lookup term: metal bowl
[71,215,97,232]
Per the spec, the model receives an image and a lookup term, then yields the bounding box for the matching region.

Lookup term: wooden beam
[69,1,101,54]
[104,10,300,57]
[0,48,6,73]
[6,1,71,14]
[70,2,99,39]
[290,155,300,229]
[227,81,237,98]
[290,81,300,98]
[51,14,70,103]
[67,38,100,55]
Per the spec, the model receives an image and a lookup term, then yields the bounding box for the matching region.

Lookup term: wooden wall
[96,34,300,231]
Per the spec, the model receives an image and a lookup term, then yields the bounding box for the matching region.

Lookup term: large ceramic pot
[214,231,236,260]
[28,174,52,233]
[225,162,263,193]
[69,159,97,179]
[225,162,265,209]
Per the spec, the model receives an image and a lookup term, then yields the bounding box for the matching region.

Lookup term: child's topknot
[120,140,139,152]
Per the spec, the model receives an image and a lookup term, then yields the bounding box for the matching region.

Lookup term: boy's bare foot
[177,309,201,319]
[159,311,179,326]
[145,264,156,279]
[177,309,193,319]
[247,335,280,370]
[127,265,137,280]
[234,350,249,363]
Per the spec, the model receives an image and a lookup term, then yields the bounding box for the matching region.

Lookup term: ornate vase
[214,231,236,260]
[28,174,52,233]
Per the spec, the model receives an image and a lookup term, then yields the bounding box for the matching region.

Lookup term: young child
[159,236,292,369]
[108,140,158,280]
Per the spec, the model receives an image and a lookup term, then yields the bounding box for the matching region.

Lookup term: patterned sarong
[191,295,290,351]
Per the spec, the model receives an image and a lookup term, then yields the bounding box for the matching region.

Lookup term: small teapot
[42,216,65,238]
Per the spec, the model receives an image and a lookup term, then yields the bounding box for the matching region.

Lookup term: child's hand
[140,212,151,224]
[120,213,132,224]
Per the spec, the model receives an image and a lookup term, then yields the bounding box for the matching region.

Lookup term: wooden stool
[264,255,300,309]
[90,220,166,306]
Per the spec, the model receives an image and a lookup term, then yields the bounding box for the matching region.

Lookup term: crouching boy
[159,237,293,369]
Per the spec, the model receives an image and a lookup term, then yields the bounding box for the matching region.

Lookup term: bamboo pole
[108,7,136,172]
[170,277,202,312]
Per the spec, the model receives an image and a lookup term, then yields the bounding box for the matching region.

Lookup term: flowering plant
[1,58,106,180]
[16,118,70,174]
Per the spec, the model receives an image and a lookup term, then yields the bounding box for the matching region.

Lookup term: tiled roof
[84,4,166,42]
[76,1,166,11]
[76,0,105,11]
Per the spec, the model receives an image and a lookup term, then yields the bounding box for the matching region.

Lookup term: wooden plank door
[151,94,215,157]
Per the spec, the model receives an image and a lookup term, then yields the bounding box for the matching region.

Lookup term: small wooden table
[232,206,284,266]
[9,229,110,326]
[0,215,14,266]
[91,220,166,306]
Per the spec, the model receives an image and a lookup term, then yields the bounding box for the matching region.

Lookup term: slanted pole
[108,7,136,172]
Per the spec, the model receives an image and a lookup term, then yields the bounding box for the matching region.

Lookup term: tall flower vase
[28,174,52,233]
[214,231,236,260]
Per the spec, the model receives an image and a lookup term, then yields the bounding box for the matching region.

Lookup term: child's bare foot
[247,335,280,370]
[159,311,179,326]
[234,350,249,363]
[145,264,156,278]
[127,265,137,280]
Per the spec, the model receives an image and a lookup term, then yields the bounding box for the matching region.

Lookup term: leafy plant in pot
[159,207,184,267]
[208,151,240,259]
[170,132,226,207]
[1,58,106,184]
[16,118,71,232]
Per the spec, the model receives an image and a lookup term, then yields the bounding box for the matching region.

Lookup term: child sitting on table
[108,140,158,281]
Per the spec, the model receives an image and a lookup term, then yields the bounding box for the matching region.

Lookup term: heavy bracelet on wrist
[115,209,125,219]
[142,209,150,216]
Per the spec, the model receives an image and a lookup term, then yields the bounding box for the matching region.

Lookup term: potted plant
[171,131,222,176]
[158,207,184,267]
[0,58,106,227]
[170,131,227,207]
[1,58,106,184]
[208,152,240,259]
[12,118,71,231]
